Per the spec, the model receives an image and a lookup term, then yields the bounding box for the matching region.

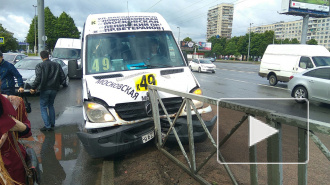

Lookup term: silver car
[3,53,27,64]
[14,57,69,92]
[288,66,330,104]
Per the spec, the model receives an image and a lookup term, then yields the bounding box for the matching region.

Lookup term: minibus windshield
[86,31,186,74]
[52,48,81,59]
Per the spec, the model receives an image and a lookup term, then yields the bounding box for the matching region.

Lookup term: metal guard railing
[147,85,330,185]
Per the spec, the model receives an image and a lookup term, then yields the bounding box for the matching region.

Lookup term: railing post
[149,89,162,147]
[186,99,196,173]
[298,128,308,185]
[267,120,283,185]
[249,145,258,185]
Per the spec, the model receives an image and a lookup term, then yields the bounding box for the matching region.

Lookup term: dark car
[204,57,215,62]
[14,57,69,92]
[3,53,27,64]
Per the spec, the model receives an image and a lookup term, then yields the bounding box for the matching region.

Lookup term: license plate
[142,131,154,143]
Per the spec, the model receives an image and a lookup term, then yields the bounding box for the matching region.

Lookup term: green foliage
[183,37,192,42]
[26,17,38,49]
[207,36,227,56]
[224,39,238,56]
[26,7,80,52]
[55,12,80,39]
[307,39,318,45]
[205,30,305,61]
[282,38,291,44]
[0,24,19,52]
[291,38,300,44]
[44,7,58,51]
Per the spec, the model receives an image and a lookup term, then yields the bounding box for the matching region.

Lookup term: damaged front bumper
[77,115,217,158]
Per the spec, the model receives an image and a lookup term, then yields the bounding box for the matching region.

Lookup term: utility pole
[37,0,45,55]
[247,23,253,61]
[301,14,309,44]
[177,27,180,45]
[33,5,37,55]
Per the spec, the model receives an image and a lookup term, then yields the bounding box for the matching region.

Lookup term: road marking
[218,77,288,90]
[217,68,257,74]
[195,68,287,90]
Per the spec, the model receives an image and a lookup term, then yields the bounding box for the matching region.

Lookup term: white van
[52,38,82,78]
[259,44,330,86]
[73,12,216,158]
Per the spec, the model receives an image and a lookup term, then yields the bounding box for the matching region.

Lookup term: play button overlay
[217,98,309,164]
[249,116,278,147]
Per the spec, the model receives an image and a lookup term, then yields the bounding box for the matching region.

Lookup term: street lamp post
[33,5,37,55]
[177,27,180,45]
[247,23,253,61]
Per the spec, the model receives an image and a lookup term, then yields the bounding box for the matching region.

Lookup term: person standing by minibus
[30,51,66,131]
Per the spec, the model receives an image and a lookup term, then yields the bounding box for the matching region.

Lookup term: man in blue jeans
[30,51,66,131]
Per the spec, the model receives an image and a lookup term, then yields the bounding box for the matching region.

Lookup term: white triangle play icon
[249,116,278,147]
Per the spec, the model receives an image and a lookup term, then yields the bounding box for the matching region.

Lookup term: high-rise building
[248,17,330,50]
[207,3,234,40]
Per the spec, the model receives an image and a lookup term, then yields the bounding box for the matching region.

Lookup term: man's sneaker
[40,127,53,131]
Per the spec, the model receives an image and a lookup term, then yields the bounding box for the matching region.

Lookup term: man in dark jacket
[30,50,66,131]
[0,51,25,95]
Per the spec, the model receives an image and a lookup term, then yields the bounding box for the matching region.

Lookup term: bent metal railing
[147,85,330,185]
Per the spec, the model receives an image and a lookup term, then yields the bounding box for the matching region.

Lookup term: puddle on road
[21,106,84,184]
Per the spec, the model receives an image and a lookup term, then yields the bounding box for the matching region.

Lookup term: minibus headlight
[84,101,115,122]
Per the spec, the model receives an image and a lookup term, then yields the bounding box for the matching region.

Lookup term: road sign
[0,37,4,44]
[42,35,47,41]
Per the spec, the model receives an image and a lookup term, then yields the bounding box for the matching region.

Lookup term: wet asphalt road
[23,79,103,185]
[194,62,330,123]
[22,62,329,185]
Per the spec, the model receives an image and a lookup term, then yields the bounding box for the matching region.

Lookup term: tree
[44,7,58,51]
[55,12,80,39]
[237,34,248,60]
[183,37,192,42]
[224,37,238,56]
[207,36,227,56]
[26,16,38,50]
[0,24,18,52]
[282,38,291,44]
[307,39,318,45]
[26,8,81,52]
[291,38,300,44]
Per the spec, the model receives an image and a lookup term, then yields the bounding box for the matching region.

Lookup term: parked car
[189,58,216,73]
[3,53,27,64]
[14,57,69,92]
[288,66,330,104]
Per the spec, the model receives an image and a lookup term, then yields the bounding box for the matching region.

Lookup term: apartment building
[207,3,234,40]
[248,17,330,50]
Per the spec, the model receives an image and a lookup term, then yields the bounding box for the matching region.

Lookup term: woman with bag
[0,78,32,185]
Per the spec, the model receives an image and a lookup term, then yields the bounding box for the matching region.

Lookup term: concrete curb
[101,160,115,185]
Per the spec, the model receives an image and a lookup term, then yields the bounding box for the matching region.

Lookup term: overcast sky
[1,0,302,43]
